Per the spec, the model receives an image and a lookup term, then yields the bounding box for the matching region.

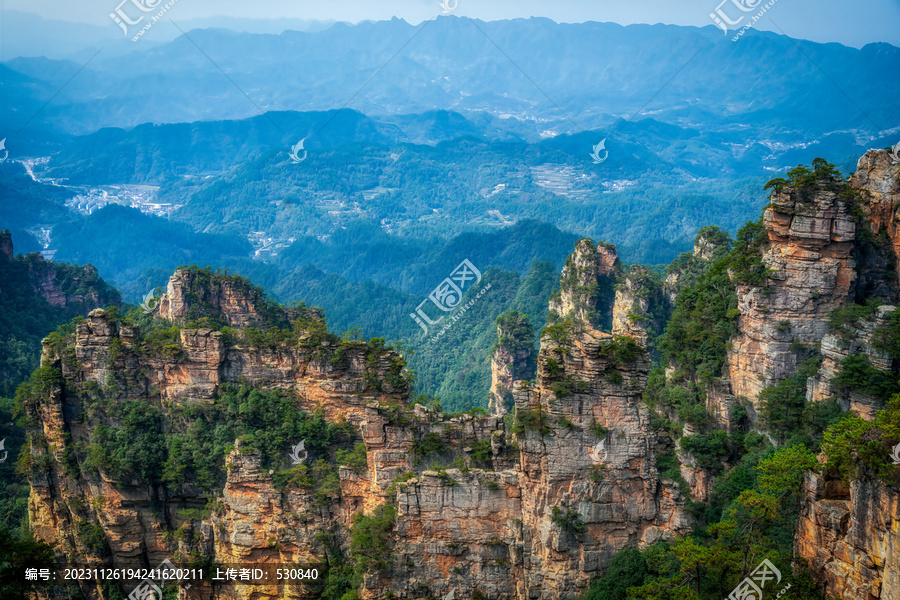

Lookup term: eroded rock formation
[488,311,535,416]
[548,239,619,330]
[511,323,690,598]
[611,266,669,348]
[796,472,900,600]
[806,305,896,420]
[0,229,118,310]
[26,267,689,600]
[22,151,900,600]
[726,181,858,405]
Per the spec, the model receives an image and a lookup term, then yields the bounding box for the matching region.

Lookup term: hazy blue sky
[3,0,900,47]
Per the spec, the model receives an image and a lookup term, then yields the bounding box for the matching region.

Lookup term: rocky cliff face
[790,151,900,600]
[510,322,690,599]
[725,150,900,411]
[611,266,668,348]
[488,312,535,417]
[644,152,900,599]
[0,229,118,310]
[726,182,858,406]
[157,267,315,328]
[854,149,900,291]
[806,305,896,420]
[26,267,688,600]
[796,472,900,600]
[548,239,619,330]
[23,151,900,600]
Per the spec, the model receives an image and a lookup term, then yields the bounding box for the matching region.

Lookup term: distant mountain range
[2,16,898,142]
[2,14,899,327]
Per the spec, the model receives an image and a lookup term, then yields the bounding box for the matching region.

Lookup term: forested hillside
[0,230,118,542]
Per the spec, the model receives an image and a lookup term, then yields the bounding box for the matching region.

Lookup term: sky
[2,0,899,48]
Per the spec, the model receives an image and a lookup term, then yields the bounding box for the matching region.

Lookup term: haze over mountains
[2,14,900,407]
[3,17,899,138]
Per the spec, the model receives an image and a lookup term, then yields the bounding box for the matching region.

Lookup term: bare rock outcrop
[548,239,619,330]
[796,472,900,600]
[488,311,535,416]
[853,149,900,289]
[0,229,118,310]
[612,266,668,348]
[510,322,691,599]
[807,305,896,420]
[157,268,316,328]
[726,181,858,406]
[26,261,690,600]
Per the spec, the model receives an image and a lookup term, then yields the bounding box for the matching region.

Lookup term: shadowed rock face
[511,322,690,599]
[806,305,896,420]
[548,239,620,330]
[0,229,117,311]
[489,312,535,417]
[791,151,900,600]
[796,472,900,600]
[611,266,670,349]
[854,150,900,288]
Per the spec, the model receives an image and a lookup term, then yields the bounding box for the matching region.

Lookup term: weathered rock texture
[854,149,900,291]
[0,229,118,310]
[27,268,689,600]
[509,322,690,599]
[548,239,619,330]
[807,305,896,420]
[724,151,900,411]
[726,183,858,405]
[796,472,900,600]
[489,312,535,416]
[611,266,669,349]
[157,268,316,328]
[25,152,900,600]
[737,151,900,600]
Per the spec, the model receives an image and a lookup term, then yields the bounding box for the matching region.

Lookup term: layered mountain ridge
[16,149,900,600]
